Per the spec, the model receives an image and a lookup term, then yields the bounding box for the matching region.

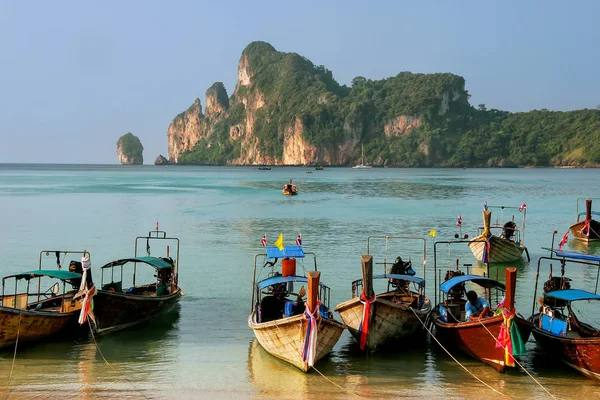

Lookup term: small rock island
[117,132,144,165]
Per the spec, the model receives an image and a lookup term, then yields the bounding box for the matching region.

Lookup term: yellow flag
[429,229,436,238]
[274,233,284,251]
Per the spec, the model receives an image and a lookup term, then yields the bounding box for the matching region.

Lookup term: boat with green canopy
[88,229,183,334]
[0,268,89,348]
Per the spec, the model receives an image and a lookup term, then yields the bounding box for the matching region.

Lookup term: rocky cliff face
[167,42,469,166]
[116,132,143,165]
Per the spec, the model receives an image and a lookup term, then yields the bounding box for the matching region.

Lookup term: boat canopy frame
[576,197,600,223]
[433,239,492,306]
[1,269,82,310]
[251,246,321,313]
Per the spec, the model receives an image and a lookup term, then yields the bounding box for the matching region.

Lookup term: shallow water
[0,164,599,399]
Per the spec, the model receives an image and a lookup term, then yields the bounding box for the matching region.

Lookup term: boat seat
[260,295,283,323]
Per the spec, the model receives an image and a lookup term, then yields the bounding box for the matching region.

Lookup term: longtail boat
[468,203,530,263]
[568,198,600,242]
[335,236,431,351]
[528,242,600,380]
[0,265,88,348]
[249,244,345,372]
[432,241,530,372]
[89,229,183,334]
[282,179,298,196]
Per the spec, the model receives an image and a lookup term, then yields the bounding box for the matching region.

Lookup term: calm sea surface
[0,164,599,399]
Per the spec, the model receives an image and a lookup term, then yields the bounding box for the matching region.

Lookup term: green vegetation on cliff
[117,132,143,165]
[175,41,600,167]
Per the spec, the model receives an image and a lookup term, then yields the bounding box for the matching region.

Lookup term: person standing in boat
[465,290,491,321]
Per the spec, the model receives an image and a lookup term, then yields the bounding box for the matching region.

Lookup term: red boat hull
[531,314,600,380]
[435,315,531,373]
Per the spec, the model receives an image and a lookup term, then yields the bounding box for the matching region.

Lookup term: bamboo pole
[307,271,320,313]
[505,267,517,310]
[361,255,373,298]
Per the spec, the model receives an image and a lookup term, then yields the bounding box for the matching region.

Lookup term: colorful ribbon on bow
[302,301,321,367]
[482,236,491,264]
[495,307,526,367]
[77,254,97,325]
[357,291,376,350]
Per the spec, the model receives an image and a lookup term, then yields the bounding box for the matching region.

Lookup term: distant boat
[352,144,372,169]
[282,179,298,196]
[258,166,271,170]
[315,166,324,171]
[569,198,600,242]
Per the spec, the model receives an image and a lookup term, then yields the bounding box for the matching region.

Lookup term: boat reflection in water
[0,304,181,399]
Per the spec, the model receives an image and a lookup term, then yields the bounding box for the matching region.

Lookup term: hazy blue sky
[1,0,598,164]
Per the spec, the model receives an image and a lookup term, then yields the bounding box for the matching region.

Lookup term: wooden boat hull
[0,306,79,348]
[569,220,600,242]
[435,315,530,372]
[530,314,600,380]
[93,288,181,334]
[468,234,524,263]
[248,312,345,372]
[335,293,431,350]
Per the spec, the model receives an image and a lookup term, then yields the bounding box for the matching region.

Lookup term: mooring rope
[87,320,148,399]
[4,314,22,400]
[409,307,506,397]
[477,318,557,400]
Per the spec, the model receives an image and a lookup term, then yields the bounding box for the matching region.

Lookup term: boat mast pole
[522,208,526,246]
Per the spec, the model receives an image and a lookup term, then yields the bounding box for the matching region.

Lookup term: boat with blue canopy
[431,240,530,373]
[249,243,345,372]
[528,237,600,380]
[335,236,431,351]
[0,250,93,349]
[86,229,183,334]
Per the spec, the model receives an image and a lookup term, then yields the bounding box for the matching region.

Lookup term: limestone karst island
[164,41,599,168]
[117,132,143,165]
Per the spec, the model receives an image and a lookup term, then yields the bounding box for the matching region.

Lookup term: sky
[0,0,598,164]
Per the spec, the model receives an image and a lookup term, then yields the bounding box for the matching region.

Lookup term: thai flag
[519,202,527,212]
[261,234,267,247]
[483,201,488,211]
[296,233,302,246]
[456,214,462,227]
[559,231,569,249]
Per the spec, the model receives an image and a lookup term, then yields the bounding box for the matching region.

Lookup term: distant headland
[161,41,599,168]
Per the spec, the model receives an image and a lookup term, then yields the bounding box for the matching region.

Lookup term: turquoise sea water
[1,164,600,399]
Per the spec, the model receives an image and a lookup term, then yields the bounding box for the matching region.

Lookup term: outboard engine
[444,270,466,301]
[502,221,517,240]
[389,256,416,290]
[390,257,416,276]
